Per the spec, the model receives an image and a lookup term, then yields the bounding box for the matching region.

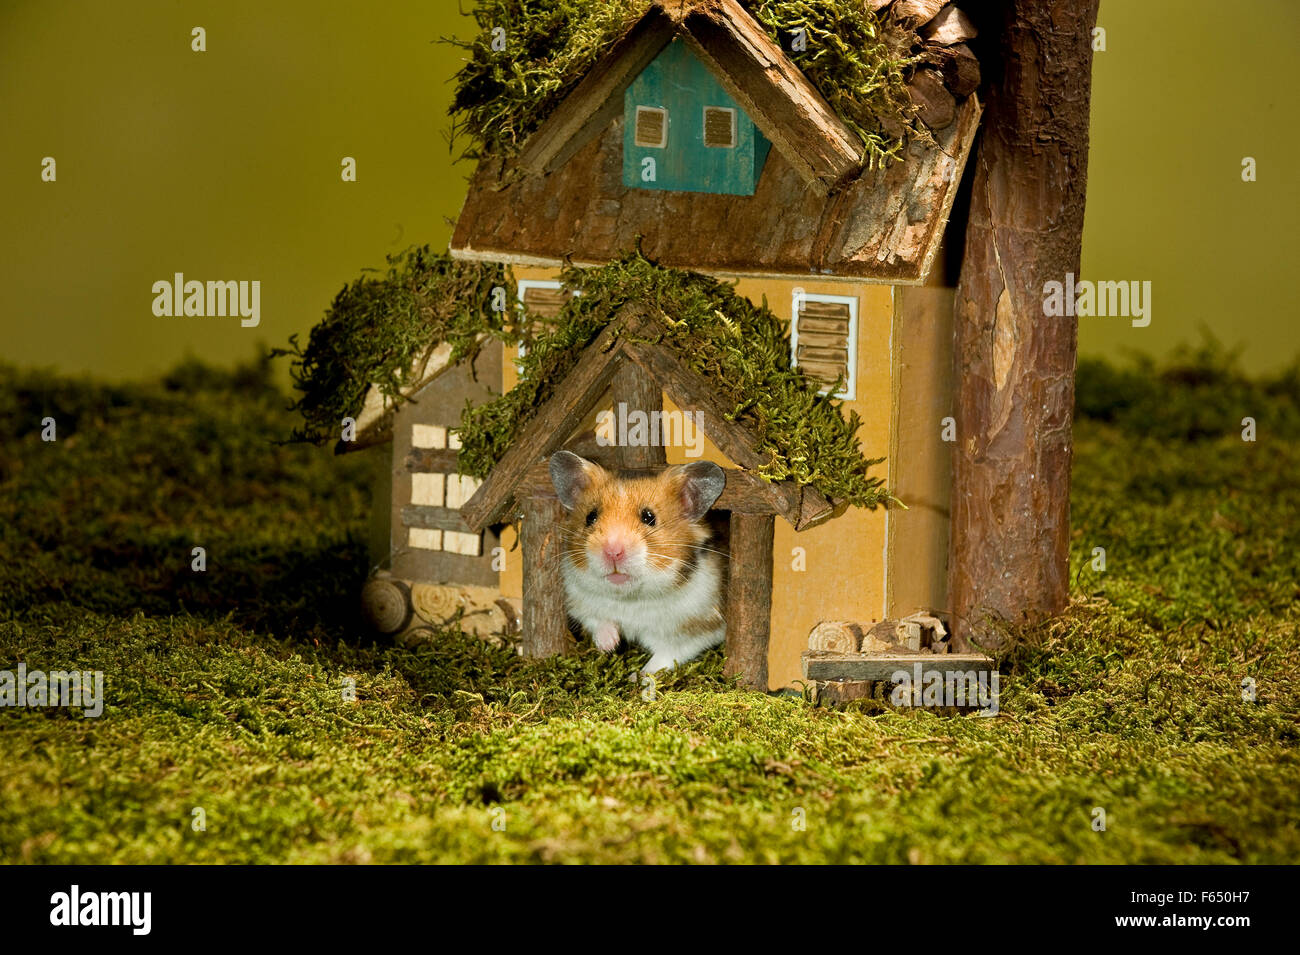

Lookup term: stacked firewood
[873,0,981,132]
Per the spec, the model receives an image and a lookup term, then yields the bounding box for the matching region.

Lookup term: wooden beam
[520,495,573,658]
[516,4,679,176]
[404,448,459,473]
[620,339,805,526]
[801,651,993,682]
[680,0,863,193]
[459,315,633,531]
[399,505,476,534]
[725,511,774,689]
[608,360,666,470]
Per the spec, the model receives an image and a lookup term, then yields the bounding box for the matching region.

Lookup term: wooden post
[520,495,571,658]
[725,512,774,689]
[609,361,665,470]
[949,0,1100,651]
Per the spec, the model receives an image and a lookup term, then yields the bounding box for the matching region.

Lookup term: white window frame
[790,291,858,401]
[702,106,737,149]
[516,279,577,361]
[634,105,668,148]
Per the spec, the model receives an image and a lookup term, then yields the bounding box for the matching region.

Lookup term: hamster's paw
[642,654,677,674]
[592,621,621,654]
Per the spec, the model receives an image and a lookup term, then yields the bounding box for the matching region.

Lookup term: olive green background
[1,0,1296,380]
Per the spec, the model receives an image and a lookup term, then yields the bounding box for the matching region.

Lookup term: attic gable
[458,304,834,533]
[516,0,862,195]
[451,0,983,282]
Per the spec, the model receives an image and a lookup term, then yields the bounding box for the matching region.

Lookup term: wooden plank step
[802,650,994,682]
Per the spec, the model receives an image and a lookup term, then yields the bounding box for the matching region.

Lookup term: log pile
[361,572,523,649]
[875,1,981,133]
[807,612,951,655]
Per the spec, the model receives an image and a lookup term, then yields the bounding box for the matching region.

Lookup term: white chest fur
[562,551,726,671]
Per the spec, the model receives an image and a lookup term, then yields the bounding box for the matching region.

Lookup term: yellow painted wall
[732,279,893,689]
[501,268,894,688]
[886,279,954,622]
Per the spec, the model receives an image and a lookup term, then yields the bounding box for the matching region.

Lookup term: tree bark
[949,0,1100,650]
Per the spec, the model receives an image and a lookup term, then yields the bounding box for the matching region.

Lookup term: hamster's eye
[640,508,656,527]
[585,508,598,527]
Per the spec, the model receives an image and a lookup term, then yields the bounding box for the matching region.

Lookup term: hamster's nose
[602,541,626,565]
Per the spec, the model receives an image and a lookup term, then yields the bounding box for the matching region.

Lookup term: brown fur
[562,463,709,585]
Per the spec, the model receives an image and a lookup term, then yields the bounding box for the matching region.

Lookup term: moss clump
[457,250,887,508]
[274,246,511,444]
[3,355,1300,863]
[449,0,921,169]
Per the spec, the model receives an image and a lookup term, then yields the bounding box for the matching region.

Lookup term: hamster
[549,450,727,673]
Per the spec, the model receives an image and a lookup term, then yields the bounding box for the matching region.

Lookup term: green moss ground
[1,348,1297,863]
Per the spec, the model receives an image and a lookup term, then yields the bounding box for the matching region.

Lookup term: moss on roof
[273,246,510,444]
[281,248,887,508]
[449,0,922,170]
[456,250,888,509]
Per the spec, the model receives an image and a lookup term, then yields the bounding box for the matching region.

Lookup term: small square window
[791,292,858,400]
[411,424,447,449]
[443,530,483,557]
[703,107,736,148]
[516,280,577,360]
[634,106,668,148]
[408,527,443,551]
[411,473,445,507]
[444,474,482,510]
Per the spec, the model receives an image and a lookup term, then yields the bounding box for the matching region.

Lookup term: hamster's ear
[673,461,726,521]
[550,450,604,511]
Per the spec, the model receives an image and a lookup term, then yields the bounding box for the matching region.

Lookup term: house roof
[450,0,981,283]
[458,303,835,533]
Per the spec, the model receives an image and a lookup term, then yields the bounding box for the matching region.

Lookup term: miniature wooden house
[350,0,985,690]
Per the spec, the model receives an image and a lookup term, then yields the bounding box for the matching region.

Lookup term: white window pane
[443,530,483,557]
[411,473,445,507]
[445,474,483,510]
[412,424,447,449]
[408,527,443,550]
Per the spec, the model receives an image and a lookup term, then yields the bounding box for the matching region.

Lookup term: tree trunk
[949,0,1100,650]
